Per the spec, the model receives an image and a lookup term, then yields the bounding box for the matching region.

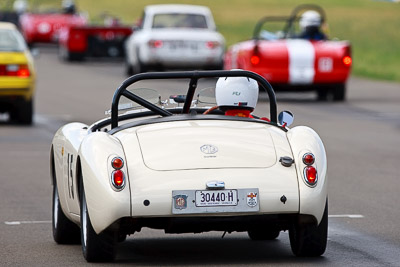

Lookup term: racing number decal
[67,154,74,199]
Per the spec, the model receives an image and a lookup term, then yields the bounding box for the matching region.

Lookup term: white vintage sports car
[124,4,225,75]
[51,70,328,262]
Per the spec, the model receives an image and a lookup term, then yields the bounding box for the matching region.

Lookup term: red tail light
[304,166,318,186]
[251,55,260,65]
[111,157,124,169]
[0,64,30,77]
[148,39,163,48]
[111,157,125,190]
[112,170,125,189]
[18,67,30,77]
[206,41,220,49]
[302,153,315,165]
[343,56,352,66]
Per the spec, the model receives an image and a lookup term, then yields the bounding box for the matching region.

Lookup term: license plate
[172,188,259,214]
[169,41,197,50]
[195,190,237,207]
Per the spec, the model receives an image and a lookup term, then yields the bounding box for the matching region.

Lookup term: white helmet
[299,10,322,30]
[215,76,259,110]
[13,0,28,13]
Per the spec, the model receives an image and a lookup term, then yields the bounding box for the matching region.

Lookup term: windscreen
[152,13,208,29]
[0,29,26,52]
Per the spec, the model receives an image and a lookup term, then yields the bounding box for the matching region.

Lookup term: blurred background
[11,0,399,82]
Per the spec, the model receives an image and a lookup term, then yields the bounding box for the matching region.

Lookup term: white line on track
[329,214,364,218]
[4,221,51,225]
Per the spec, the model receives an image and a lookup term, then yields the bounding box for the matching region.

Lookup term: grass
[27,0,400,82]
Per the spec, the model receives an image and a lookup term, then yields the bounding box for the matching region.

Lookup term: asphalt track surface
[1,46,400,266]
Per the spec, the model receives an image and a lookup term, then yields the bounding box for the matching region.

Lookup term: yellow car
[0,22,36,124]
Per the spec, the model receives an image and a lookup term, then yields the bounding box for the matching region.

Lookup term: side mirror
[278,110,294,127]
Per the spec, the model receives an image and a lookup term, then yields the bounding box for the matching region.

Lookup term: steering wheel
[203,106,219,114]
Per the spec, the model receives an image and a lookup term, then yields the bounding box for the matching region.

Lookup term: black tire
[316,89,328,101]
[333,83,346,101]
[59,45,84,62]
[125,61,133,76]
[133,60,146,74]
[52,179,81,244]
[289,200,328,257]
[80,179,117,262]
[212,60,224,70]
[248,228,280,240]
[19,98,33,125]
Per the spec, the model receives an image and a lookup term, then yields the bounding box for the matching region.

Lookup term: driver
[62,0,76,14]
[204,74,270,120]
[214,76,258,117]
[298,10,327,41]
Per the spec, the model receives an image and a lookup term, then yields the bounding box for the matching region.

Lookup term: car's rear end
[83,119,302,235]
[125,120,299,233]
[19,13,87,45]
[139,5,225,70]
[0,22,35,124]
[226,39,352,100]
[140,29,225,69]
[58,25,133,61]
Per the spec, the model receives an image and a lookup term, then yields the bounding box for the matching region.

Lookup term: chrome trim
[206,181,225,190]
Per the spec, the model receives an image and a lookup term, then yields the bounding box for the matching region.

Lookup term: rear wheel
[248,228,280,240]
[52,179,80,244]
[133,59,146,74]
[80,179,117,262]
[289,200,328,257]
[125,61,133,76]
[333,83,346,101]
[59,45,84,62]
[316,88,328,101]
[18,98,33,125]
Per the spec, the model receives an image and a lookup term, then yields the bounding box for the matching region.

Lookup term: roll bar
[111,70,277,129]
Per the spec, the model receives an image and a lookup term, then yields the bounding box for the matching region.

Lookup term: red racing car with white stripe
[224,5,352,101]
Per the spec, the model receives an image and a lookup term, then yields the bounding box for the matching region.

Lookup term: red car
[19,11,87,46]
[224,5,352,101]
[58,25,132,61]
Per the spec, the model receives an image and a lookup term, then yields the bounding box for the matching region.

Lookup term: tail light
[112,170,125,189]
[343,56,352,67]
[148,39,163,48]
[342,45,352,67]
[251,44,260,65]
[302,153,318,186]
[304,166,318,186]
[302,153,315,165]
[111,157,124,169]
[111,157,125,190]
[250,55,260,65]
[0,64,30,77]
[206,41,220,49]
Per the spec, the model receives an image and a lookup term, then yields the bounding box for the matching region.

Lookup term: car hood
[123,120,278,171]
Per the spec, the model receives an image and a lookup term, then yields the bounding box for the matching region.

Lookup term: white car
[51,70,328,262]
[124,4,225,75]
